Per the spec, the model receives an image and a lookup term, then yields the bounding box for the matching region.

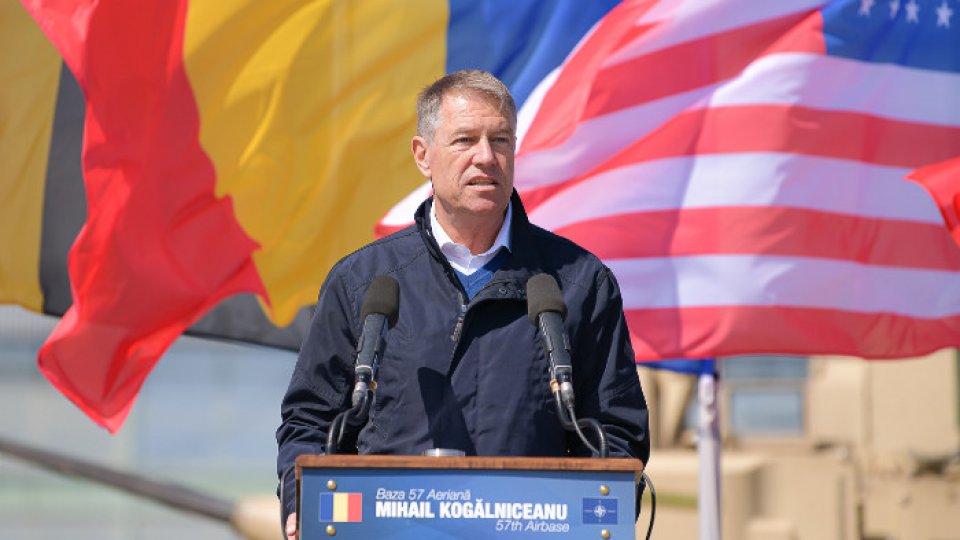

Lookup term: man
[276,70,649,537]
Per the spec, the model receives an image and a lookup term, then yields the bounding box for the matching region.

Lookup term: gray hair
[416,70,517,142]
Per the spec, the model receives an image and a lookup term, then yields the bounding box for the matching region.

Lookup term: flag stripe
[182,0,446,326]
[566,105,960,176]
[520,5,826,153]
[333,493,349,522]
[517,51,960,192]
[708,53,960,128]
[446,0,619,106]
[521,100,960,213]
[26,0,265,432]
[673,105,956,167]
[627,306,960,360]
[517,81,721,191]
[605,0,828,65]
[610,255,960,317]
[515,0,660,154]
[527,154,935,230]
[581,11,823,122]
[0,3,61,311]
[348,493,362,522]
[319,493,334,522]
[39,66,87,318]
[554,206,960,270]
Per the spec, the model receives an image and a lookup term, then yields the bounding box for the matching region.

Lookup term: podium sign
[297,455,643,540]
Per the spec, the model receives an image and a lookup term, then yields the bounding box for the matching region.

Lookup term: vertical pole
[698,371,722,540]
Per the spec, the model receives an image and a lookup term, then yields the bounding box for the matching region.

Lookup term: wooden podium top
[296,454,644,475]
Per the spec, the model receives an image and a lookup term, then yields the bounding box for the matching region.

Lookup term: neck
[434,206,506,255]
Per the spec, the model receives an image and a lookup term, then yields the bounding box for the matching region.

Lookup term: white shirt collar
[430,200,512,276]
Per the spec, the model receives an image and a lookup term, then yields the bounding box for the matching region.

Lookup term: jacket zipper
[450,278,515,343]
[451,291,467,342]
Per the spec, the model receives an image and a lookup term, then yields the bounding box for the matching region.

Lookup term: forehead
[438,91,513,131]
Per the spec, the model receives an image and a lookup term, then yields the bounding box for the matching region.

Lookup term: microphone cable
[340,389,372,447]
[574,413,609,459]
[567,406,600,456]
[640,471,656,540]
[550,392,610,458]
[325,390,372,455]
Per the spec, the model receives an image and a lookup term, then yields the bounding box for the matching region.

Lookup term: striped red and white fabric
[379,0,960,360]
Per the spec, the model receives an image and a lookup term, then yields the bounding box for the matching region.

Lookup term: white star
[889,0,900,18]
[905,0,920,22]
[859,0,876,15]
[936,0,954,27]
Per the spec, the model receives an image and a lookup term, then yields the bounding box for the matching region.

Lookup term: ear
[411,136,431,179]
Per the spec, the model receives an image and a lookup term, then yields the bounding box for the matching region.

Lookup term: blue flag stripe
[446,0,620,105]
[318,493,334,522]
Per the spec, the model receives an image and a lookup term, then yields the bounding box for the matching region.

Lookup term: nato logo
[582,497,618,524]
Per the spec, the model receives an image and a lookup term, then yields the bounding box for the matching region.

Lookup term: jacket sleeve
[275,264,359,523]
[570,266,651,465]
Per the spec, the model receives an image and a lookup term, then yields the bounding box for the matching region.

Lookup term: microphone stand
[527,273,611,459]
[551,390,609,458]
[325,389,373,455]
[326,275,399,455]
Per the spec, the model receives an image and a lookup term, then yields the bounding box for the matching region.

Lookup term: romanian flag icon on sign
[319,493,362,523]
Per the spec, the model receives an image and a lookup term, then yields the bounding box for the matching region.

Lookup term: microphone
[526,274,575,409]
[352,276,400,408]
[526,274,609,458]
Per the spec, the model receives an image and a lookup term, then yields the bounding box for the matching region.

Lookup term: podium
[296,455,644,539]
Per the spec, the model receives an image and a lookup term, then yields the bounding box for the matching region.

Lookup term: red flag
[909,157,960,247]
[21,0,265,432]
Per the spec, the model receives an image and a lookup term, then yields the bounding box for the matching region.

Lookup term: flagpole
[0,436,279,540]
[698,370,722,540]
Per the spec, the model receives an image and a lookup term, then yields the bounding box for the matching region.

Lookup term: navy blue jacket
[276,192,649,519]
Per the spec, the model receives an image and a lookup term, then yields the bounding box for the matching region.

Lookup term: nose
[472,137,495,165]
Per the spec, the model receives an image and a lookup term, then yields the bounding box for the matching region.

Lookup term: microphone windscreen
[526,274,567,325]
[360,276,400,328]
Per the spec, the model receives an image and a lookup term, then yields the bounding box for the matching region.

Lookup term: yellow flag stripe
[0,3,62,311]
[333,492,349,522]
[183,0,447,325]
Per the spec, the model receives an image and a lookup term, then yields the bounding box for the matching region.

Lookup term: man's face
[412,91,516,226]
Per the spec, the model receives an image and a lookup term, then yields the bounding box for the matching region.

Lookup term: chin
[464,197,507,216]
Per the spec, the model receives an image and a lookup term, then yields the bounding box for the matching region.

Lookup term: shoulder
[329,224,427,296]
[525,223,614,292]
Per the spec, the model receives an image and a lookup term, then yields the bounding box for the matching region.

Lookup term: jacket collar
[415,190,542,300]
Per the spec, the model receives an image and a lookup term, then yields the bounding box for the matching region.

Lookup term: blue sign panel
[300,468,636,539]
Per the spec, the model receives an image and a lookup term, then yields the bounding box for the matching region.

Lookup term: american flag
[379,0,960,360]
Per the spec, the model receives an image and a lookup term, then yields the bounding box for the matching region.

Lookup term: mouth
[466,177,498,187]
